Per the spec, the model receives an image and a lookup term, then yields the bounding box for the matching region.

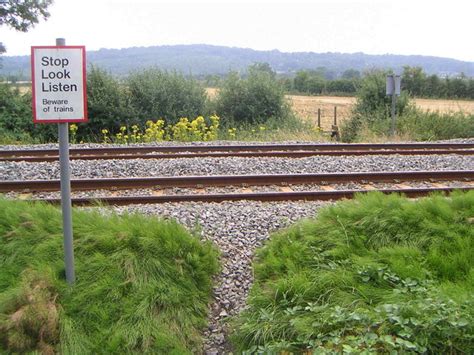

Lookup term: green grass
[397,109,474,141]
[342,106,474,142]
[231,191,474,354]
[0,198,219,353]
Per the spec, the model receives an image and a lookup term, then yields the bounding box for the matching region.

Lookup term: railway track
[1,142,473,162]
[4,170,473,205]
[34,187,472,206]
[2,170,473,192]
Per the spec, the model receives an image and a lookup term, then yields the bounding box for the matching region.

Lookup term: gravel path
[112,201,328,354]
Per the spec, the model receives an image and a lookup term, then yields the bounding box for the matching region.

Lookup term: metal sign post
[57,36,75,284]
[386,75,401,137]
[31,38,88,284]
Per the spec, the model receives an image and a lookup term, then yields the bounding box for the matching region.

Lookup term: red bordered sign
[31,46,88,123]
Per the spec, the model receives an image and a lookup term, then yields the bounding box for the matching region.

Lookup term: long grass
[231,191,474,353]
[342,105,474,142]
[0,198,219,353]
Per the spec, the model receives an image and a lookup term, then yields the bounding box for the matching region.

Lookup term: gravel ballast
[1,154,473,181]
[112,201,328,354]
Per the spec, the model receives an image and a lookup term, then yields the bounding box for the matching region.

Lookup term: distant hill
[1,44,474,80]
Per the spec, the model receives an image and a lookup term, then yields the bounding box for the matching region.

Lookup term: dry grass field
[289,95,474,130]
[207,88,474,130]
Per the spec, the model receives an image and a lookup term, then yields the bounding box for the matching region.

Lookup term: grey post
[317,108,321,128]
[56,37,75,284]
[334,106,337,126]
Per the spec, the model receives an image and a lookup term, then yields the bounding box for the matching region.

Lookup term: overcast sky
[1,0,473,62]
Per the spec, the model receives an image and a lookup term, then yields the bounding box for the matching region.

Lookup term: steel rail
[33,187,473,206]
[2,170,473,192]
[2,149,474,162]
[1,142,473,159]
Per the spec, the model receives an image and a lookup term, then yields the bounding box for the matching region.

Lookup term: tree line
[275,66,474,99]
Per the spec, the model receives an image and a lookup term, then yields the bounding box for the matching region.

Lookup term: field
[206,88,474,131]
[289,95,474,130]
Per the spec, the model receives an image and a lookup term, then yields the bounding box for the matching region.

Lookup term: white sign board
[31,46,87,123]
[386,75,401,96]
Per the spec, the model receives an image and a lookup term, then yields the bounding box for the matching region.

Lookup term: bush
[214,66,293,126]
[84,65,135,139]
[353,69,410,118]
[0,83,57,143]
[231,191,474,354]
[127,68,207,125]
[341,70,411,142]
[0,84,31,134]
[397,109,474,140]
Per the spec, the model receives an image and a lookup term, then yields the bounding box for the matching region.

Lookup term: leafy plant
[232,191,474,354]
[127,68,207,126]
[85,65,135,139]
[215,65,293,127]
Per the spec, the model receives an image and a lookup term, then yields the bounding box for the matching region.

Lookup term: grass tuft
[0,198,219,353]
[232,191,474,353]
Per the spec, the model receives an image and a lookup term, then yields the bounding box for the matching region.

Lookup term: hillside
[1,44,474,79]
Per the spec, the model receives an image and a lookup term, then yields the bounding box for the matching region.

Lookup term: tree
[85,65,136,137]
[248,62,275,78]
[0,0,53,32]
[341,70,411,142]
[215,67,291,126]
[0,42,5,69]
[402,66,426,97]
[127,68,207,125]
[293,70,326,94]
[342,69,361,79]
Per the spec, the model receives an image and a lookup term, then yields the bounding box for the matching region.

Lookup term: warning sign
[31,46,88,123]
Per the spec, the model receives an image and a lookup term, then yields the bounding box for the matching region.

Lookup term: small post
[317,108,321,128]
[333,106,337,126]
[390,88,397,136]
[56,37,75,284]
[387,75,400,137]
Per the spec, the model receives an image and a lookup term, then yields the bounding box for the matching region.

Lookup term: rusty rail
[2,149,473,162]
[1,170,473,192]
[1,143,473,162]
[33,187,473,206]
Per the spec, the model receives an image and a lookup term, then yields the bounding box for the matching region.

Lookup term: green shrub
[0,198,219,353]
[341,70,410,142]
[354,69,409,117]
[127,68,207,125]
[0,83,57,143]
[397,109,474,141]
[215,65,293,127]
[232,191,474,354]
[83,65,135,139]
[0,84,31,134]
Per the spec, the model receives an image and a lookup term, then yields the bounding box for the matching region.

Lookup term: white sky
[1,0,474,62]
